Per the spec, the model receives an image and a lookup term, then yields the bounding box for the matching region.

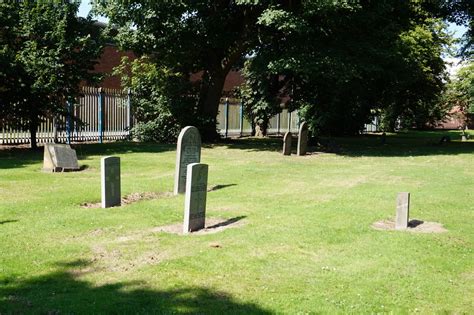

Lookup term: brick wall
[89,44,136,90]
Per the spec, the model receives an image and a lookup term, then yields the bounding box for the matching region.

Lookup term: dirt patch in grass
[80,191,172,208]
[89,245,173,273]
[372,219,448,233]
[85,218,245,273]
[152,216,246,235]
[110,217,246,245]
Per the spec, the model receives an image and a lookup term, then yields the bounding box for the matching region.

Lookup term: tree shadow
[0,147,43,169]
[0,259,271,314]
[0,142,176,169]
[204,137,283,153]
[336,133,474,157]
[2,131,472,170]
[206,132,474,157]
[73,142,175,160]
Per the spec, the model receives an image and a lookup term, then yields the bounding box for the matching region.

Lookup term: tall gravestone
[101,156,121,208]
[395,192,410,229]
[297,122,308,156]
[174,126,202,195]
[43,143,80,172]
[183,163,208,234]
[283,132,292,155]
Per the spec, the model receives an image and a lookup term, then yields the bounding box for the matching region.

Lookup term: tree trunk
[198,68,228,141]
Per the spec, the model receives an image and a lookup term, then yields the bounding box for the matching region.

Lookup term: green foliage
[239,58,284,136]
[443,61,474,128]
[95,1,308,140]
[115,57,198,142]
[243,1,451,135]
[448,61,474,113]
[0,1,103,147]
[380,18,452,130]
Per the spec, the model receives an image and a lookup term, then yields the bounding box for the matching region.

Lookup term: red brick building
[91,44,135,89]
[93,44,244,93]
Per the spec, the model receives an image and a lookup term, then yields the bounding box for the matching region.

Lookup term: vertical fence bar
[296,111,300,131]
[98,87,105,143]
[66,99,72,144]
[224,97,229,138]
[288,111,292,132]
[53,117,58,143]
[239,100,244,137]
[127,89,132,139]
[277,112,281,135]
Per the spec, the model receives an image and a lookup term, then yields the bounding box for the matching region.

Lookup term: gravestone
[283,132,292,155]
[174,126,202,195]
[101,156,121,208]
[439,135,451,144]
[43,144,80,172]
[395,192,410,230]
[183,163,208,234]
[297,122,308,156]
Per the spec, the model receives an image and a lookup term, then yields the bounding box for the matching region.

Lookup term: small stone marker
[283,132,292,155]
[297,122,308,156]
[101,156,121,208]
[439,135,451,144]
[43,143,80,172]
[174,126,201,195]
[183,163,208,234]
[395,192,410,230]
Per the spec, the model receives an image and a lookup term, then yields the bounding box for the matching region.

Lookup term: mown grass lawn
[0,130,473,314]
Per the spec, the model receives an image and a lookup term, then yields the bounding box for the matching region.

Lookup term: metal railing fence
[4,90,365,145]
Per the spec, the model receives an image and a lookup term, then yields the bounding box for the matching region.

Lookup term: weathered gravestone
[101,156,121,208]
[43,143,80,172]
[297,122,308,156]
[283,132,292,155]
[174,126,202,195]
[183,163,208,234]
[395,192,410,230]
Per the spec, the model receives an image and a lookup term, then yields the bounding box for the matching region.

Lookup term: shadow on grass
[0,220,18,225]
[0,141,175,169]
[0,260,271,314]
[206,216,246,229]
[1,131,473,170]
[204,137,283,153]
[408,219,424,228]
[73,141,175,160]
[0,147,43,169]
[212,131,474,157]
[208,184,238,192]
[334,132,474,157]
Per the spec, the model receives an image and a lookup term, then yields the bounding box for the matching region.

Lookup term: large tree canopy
[0,2,103,148]
[98,0,463,139]
[97,0,351,140]
[241,1,451,135]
